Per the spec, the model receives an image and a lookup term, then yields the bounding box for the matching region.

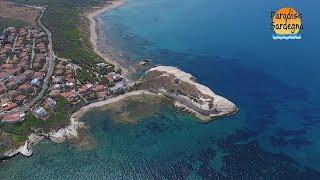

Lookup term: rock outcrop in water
[133,66,238,121]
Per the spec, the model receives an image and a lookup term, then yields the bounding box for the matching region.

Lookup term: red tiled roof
[79,84,93,94]
[16,61,28,68]
[23,70,34,77]
[95,85,105,92]
[8,90,20,98]
[1,64,14,69]
[34,72,45,79]
[6,68,20,75]
[15,95,26,102]
[1,113,25,123]
[0,72,9,79]
[7,81,17,88]
[33,62,40,68]
[56,64,64,69]
[61,91,76,98]
[54,69,63,75]
[0,85,5,93]
[66,69,73,75]
[105,75,114,83]
[1,102,17,111]
[44,97,56,108]
[16,74,27,82]
[0,50,6,55]
[18,83,31,90]
[20,52,28,57]
[66,64,73,70]
[61,91,77,101]
[66,74,74,80]
[4,44,12,48]
[49,90,60,97]
[97,91,107,99]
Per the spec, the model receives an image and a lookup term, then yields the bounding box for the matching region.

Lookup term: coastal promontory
[133,66,238,121]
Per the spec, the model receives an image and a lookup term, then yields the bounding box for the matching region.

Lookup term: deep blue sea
[1,0,320,179]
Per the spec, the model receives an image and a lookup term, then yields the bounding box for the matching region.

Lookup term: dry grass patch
[0,0,40,25]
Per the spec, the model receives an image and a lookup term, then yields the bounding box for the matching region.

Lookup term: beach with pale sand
[1,0,237,159]
[86,0,128,77]
[1,0,129,159]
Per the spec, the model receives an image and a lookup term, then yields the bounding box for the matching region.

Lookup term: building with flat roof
[33,107,48,118]
[44,98,56,109]
[31,78,41,86]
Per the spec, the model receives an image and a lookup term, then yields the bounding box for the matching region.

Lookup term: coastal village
[0,26,49,122]
[0,25,127,154]
[0,0,237,161]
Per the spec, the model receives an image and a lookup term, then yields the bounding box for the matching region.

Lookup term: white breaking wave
[272,34,302,40]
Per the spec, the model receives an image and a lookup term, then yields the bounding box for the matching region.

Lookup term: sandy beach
[86,0,128,76]
[2,0,237,159]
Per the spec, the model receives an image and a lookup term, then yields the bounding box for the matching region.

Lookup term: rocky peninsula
[0,0,237,161]
[133,66,238,121]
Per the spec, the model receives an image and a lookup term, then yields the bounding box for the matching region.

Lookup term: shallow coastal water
[1,0,320,179]
[0,104,245,179]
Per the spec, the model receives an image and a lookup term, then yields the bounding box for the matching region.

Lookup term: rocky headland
[0,0,237,161]
[133,66,238,121]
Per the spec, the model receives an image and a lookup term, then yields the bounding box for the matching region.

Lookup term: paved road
[0,7,55,116]
[26,8,55,109]
[29,38,36,69]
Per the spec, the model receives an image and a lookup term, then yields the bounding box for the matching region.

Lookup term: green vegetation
[0,131,19,154]
[11,0,113,69]
[0,17,29,32]
[1,0,119,153]
[0,146,5,155]
[0,98,73,143]
[76,68,99,84]
[40,97,73,131]
[100,76,110,85]
[12,113,43,142]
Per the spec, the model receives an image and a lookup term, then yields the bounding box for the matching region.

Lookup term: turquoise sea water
[1,0,320,179]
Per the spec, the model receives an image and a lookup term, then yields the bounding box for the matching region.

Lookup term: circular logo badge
[272,7,302,35]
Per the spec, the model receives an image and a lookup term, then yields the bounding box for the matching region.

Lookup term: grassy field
[11,0,112,69]
[0,0,40,26]
[0,17,29,32]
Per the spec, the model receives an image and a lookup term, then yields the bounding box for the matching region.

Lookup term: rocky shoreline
[133,66,238,121]
[1,64,239,161]
[0,91,156,161]
[1,1,237,162]
[0,134,43,161]
[0,0,127,162]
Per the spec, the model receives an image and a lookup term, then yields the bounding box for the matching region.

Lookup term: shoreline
[1,0,238,161]
[1,0,129,161]
[70,90,158,122]
[47,90,157,143]
[86,0,129,78]
[1,91,159,161]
